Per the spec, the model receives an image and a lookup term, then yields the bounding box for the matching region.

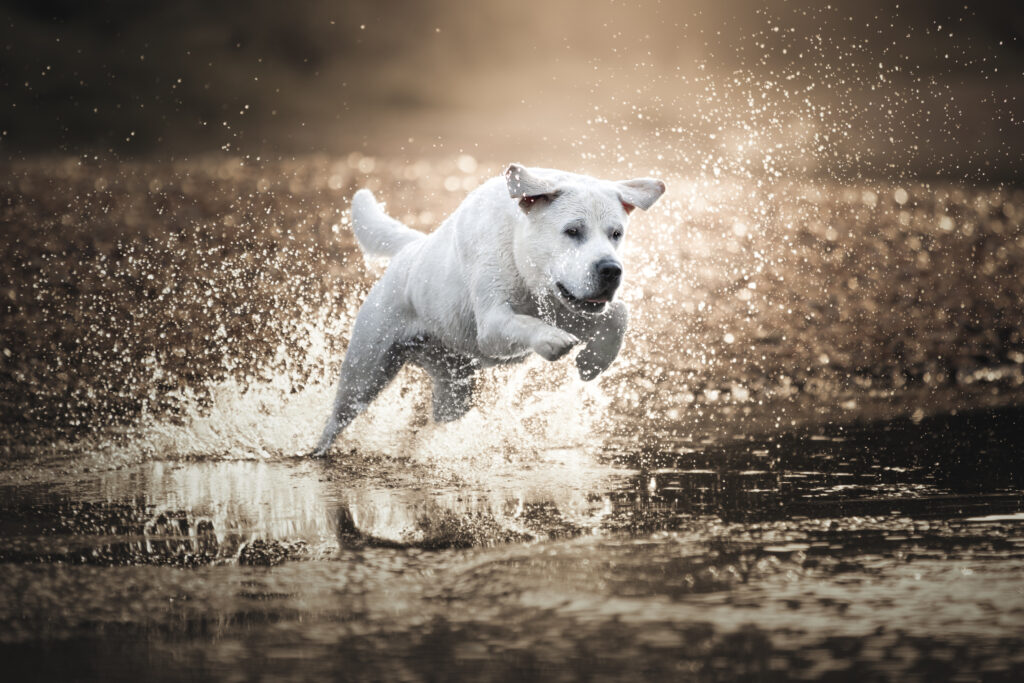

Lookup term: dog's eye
[563,225,583,239]
[611,229,623,240]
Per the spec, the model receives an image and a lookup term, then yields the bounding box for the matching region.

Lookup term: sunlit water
[3,157,1024,679]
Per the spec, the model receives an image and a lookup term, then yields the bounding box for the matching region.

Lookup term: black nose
[596,260,622,287]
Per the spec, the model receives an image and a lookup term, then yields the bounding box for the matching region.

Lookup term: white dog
[312,164,665,456]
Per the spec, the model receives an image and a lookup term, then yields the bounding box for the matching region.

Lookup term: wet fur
[312,164,665,456]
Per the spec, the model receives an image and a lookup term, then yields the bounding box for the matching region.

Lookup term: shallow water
[3,415,1024,680]
[3,158,1024,680]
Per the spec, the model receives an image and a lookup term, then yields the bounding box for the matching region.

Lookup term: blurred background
[1,0,1022,179]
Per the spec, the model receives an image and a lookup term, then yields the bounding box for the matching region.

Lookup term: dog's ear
[506,163,559,210]
[616,178,666,214]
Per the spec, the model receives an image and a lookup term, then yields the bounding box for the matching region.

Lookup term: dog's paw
[531,327,580,361]
[575,347,605,381]
[575,301,627,381]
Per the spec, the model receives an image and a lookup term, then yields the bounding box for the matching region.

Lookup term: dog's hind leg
[311,341,407,457]
[311,288,410,457]
[575,300,628,381]
[406,340,477,423]
[430,362,476,422]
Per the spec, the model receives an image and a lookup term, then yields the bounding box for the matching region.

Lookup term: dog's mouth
[555,282,612,314]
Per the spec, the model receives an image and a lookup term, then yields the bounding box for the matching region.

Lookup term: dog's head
[505,163,665,315]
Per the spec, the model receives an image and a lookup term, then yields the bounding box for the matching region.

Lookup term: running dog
[312,164,665,456]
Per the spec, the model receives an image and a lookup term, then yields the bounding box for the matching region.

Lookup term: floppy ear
[617,178,666,214]
[505,163,559,210]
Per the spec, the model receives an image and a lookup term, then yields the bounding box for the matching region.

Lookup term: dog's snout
[596,259,622,286]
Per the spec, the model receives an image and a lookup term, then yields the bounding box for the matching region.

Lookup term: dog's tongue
[586,297,609,303]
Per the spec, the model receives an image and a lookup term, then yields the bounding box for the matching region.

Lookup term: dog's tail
[349,189,424,258]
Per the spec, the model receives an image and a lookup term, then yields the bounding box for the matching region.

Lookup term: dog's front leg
[477,305,580,361]
[575,300,628,381]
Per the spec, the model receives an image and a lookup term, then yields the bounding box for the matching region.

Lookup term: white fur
[311,164,665,456]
